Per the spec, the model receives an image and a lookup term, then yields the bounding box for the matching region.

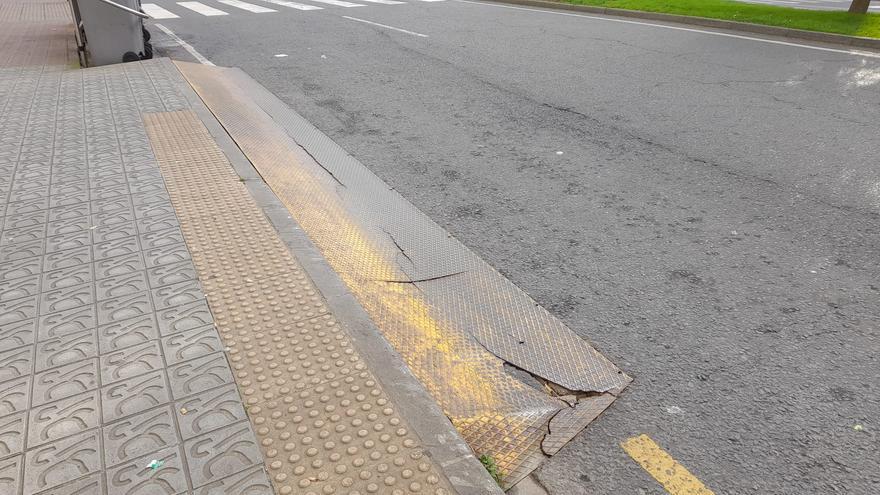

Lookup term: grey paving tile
[174,384,246,440]
[90,210,135,229]
[3,210,47,231]
[42,245,91,271]
[146,260,197,289]
[34,472,105,495]
[0,318,36,351]
[0,239,44,263]
[102,405,178,467]
[38,282,94,315]
[91,196,132,215]
[139,227,184,250]
[100,340,164,385]
[0,273,40,302]
[96,291,153,325]
[23,429,101,495]
[0,454,22,495]
[34,328,98,372]
[168,353,234,400]
[0,376,30,418]
[135,202,175,221]
[27,391,100,448]
[98,314,160,354]
[44,230,91,254]
[193,465,273,495]
[0,412,26,457]
[144,243,191,269]
[49,190,90,209]
[93,236,140,262]
[156,300,213,336]
[101,370,170,423]
[45,217,89,237]
[6,197,49,216]
[105,445,188,495]
[32,359,99,407]
[41,264,92,291]
[151,281,204,311]
[161,325,224,366]
[93,221,138,244]
[94,253,145,280]
[38,305,97,340]
[136,212,180,235]
[95,271,149,302]
[0,295,38,325]
[0,257,42,282]
[48,203,89,224]
[0,223,45,246]
[183,421,262,489]
[0,345,33,383]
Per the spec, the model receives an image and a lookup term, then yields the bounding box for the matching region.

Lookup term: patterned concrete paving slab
[0,62,273,495]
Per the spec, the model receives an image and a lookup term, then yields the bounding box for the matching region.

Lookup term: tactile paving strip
[143,109,454,495]
[178,62,631,487]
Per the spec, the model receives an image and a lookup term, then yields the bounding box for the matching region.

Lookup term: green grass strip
[556,0,880,38]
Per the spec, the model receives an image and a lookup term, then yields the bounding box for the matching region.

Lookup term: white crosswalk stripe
[142,3,180,18]
[216,0,277,11]
[300,0,366,7]
[177,1,229,15]
[255,0,323,10]
[357,0,406,4]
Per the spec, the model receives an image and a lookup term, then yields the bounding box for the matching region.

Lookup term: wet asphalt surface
[152,2,880,493]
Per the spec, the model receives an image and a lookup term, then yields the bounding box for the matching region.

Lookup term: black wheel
[143,41,153,60]
[122,51,139,63]
[143,26,151,42]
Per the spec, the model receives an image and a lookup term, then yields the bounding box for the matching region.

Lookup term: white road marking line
[177,1,229,15]
[216,0,277,12]
[342,15,428,36]
[154,23,215,65]
[455,0,880,59]
[358,0,407,4]
[141,3,180,18]
[256,0,323,10]
[305,0,366,6]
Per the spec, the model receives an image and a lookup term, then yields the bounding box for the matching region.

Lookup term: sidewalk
[0,2,474,494]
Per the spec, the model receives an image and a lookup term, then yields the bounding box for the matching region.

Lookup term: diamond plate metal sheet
[178,61,631,487]
[143,108,456,495]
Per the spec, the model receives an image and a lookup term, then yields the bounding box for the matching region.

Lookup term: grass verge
[553,0,880,38]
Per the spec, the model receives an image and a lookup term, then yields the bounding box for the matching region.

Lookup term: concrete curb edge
[476,0,880,51]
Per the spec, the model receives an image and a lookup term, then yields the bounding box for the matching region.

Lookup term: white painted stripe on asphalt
[141,3,179,18]
[305,0,365,6]
[342,15,429,36]
[216,0,277,12]
[455,0,880,59]
[257,0,323,9]
[154,23,215,65]
[177,1,229,15]
[358,0,407,4]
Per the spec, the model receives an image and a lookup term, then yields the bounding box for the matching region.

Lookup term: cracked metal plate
[178,61,631,487]
[143,109,454,495]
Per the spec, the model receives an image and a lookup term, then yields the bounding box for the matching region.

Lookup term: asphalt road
[151,2,880,493]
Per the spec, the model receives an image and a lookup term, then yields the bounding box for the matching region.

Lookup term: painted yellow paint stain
[621,434,715,495]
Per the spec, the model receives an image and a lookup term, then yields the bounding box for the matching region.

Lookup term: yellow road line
[621,434,715,495]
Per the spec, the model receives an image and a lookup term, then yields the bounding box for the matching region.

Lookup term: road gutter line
[341,15,429,37]
[454,0,880,59]
[622,434,716,495]
[154,23,215,65]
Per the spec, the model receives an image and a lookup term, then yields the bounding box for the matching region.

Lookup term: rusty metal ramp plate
[177,61,631,488]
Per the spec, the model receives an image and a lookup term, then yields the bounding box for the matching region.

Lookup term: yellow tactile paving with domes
[143,109,454,495]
